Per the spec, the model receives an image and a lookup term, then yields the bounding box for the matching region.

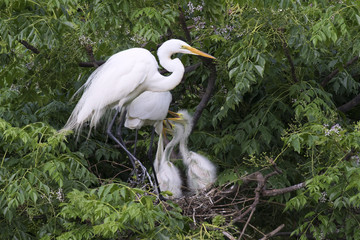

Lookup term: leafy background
[1,0,360,239]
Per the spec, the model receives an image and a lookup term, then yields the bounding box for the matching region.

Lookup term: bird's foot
[127,160,154,189]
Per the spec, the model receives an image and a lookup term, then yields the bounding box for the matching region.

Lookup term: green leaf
[254,65,264,77]
[356,14,360,26]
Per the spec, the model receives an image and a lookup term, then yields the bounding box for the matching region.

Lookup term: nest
[174,183,247,224]
[168,163,304,239]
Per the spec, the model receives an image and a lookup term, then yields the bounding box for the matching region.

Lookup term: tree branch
[321,56,359,87]
[231,172,263,224]
[78,60,106,67]
[84,44,99,68]
[18,40,40,54]
[337,93,360,113]
[192,60,217,130]
[178,7,192,43]
[262,182,306,197]
[278,29,298,83]
[260,224,285,240]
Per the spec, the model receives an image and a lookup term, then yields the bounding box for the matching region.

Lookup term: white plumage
[124,91,172,134]
[62,39,215,134]
[170,110,217,194]
[154,128,183,198]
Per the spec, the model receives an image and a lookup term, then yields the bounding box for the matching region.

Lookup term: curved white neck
[178,123,192,164]
[146,49,185,92]
[163,127,183,162]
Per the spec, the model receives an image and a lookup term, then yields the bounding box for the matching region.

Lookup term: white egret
[124,91,172,135]
[122,91,172,194]
[61,39,215,183]
[122,91,171,157]
[169,110,217,194]
[153,122,183,198]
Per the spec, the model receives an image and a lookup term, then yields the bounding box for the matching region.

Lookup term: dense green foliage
[1,0,360,239]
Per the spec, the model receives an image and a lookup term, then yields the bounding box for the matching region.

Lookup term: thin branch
[274,232,316,240]
[262,182,306,197]
[277,29,298,83]
[84,44,99,68]
[239,206,256,239]
[192,60,217,130]
[337,93,360,113]
[18,40,40,54]
[321,56,359,87]
[178,7,192,43]
[222,231,237,240]
[78,60,106,67]
[231,173,263,224]
[260,224,285,240]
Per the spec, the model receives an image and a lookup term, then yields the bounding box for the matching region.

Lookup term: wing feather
[62,48,158,133]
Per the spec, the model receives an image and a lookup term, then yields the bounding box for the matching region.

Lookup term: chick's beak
[167,110,184,123]
[162,119,174,135]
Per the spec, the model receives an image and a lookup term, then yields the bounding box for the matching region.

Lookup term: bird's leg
[115,109,127,141]
[147,127,155,160]
[133,129,138,156]
[107,109,153,187]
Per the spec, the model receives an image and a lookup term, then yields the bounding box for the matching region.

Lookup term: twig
[78,60,106,67]
[239,206,256,239]
[18,40,40,54]
[192,59,217,131]
[231,172,263,224]
[321,56,359,87]
[277,29,298,83]
[262,182,306,197]
[178,7,192,43]
[84,44,99,68]
[223,231,237,240]
[259,224,285,240]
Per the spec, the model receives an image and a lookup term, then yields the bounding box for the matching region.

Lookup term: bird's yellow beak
[162,119,174,135]
[167,110,185,123]
[182,46,216,59]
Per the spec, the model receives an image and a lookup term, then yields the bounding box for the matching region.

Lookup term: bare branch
[231,172,263,224]
[192,60,217,130]
[337,93,360,113]
[239,206,256,239]
[178,7,192,43]
[78,60,106,67]
[222,231,237,240]
[260,224,285,240]
[262,182,306,197]
[18,40,40,54]
[277,29,298,83]
[84,44,99,68]
[321,56,359,87]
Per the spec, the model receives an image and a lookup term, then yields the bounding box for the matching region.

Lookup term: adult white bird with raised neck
[62,39,215,186]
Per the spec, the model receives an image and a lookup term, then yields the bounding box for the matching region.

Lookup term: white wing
[127,91,172,120]
[63,48,158,133]
[124,91,172,130]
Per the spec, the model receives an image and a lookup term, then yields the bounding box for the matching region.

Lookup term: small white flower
[319,191,327,203]
[56,188,64,202]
